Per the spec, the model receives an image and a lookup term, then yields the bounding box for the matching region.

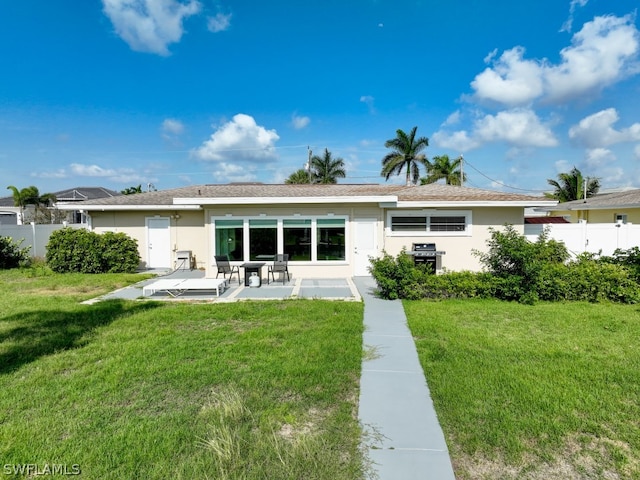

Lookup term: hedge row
[369,225,640,304]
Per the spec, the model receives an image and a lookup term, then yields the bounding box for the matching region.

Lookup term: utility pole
[459,154,464,187]
[307,146,312,183]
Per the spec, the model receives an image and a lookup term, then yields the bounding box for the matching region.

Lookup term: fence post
[31,222,37,257]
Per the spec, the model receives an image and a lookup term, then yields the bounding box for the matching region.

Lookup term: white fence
[0,223,86,258]
[525,222,640,257]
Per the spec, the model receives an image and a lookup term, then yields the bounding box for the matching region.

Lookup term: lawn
[404,299,640,480]
[0,269,365,479]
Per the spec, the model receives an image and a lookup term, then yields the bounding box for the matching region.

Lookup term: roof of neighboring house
[56,183,557,211]
[0,186,121,207]
[53,187,121,202]
[525,216,570,224]
[552,189,640,211]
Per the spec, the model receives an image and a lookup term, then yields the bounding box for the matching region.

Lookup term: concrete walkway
[354,277,456,480]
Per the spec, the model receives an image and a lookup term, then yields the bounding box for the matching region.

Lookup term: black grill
[408,243,446,272]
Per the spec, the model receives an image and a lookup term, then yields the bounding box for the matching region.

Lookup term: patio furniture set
[142,254,290,298]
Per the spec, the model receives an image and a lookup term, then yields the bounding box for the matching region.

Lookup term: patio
[90,268,361,303]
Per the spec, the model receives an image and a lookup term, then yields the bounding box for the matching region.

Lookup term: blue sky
[1,0,639,195]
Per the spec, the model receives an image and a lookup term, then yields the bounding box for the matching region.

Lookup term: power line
[463,158,548,193]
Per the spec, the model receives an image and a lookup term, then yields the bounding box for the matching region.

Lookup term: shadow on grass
[0,300,161,375]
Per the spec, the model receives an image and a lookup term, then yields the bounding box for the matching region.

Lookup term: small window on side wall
[615,213,627,224]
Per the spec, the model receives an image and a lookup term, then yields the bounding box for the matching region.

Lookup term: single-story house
[56,183,557,277]
[549,189,640,224]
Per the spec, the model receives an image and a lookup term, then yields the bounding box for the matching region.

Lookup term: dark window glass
[317,219,345,260]
[249,219,277,261]
[284,219,312,261]
[215,220,244,261]
[391,216,427,232]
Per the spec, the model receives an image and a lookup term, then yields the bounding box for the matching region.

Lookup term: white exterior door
[146,217,171,268]
[353,218,378,276]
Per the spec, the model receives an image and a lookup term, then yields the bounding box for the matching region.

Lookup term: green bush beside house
[370,225,640,304]
[46,228,140,274]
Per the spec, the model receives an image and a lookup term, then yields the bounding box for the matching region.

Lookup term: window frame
[387,210,472,237]
[211,215,349,264]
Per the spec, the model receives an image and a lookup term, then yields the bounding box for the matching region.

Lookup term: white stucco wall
[88,204,525,276]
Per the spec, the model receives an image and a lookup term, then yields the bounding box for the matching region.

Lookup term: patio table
[241,262,266,286]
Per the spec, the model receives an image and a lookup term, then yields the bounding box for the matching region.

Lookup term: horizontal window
[388,211,470,235]
[430,216,466,232]
[391,216,427,232]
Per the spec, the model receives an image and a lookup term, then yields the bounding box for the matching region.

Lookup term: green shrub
[473,225,570,303]
[369,251,495,300]
[369,250,428,300]
[369,226,638,304]
[46,228,140,274]
[100,231,141,273]
[601,247,640,282]
[537,255,640,303]
[0,235,31,269]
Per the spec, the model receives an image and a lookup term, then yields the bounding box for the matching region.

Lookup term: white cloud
[471,47,545,106]
[584,147,615,168]
[62,163,150,184]
[546,15,640,103]
[162,118,185,135]
[434,109,557,151]
[207,12,232,33]
[70,163,119,177]
[569,108,640,147]
[34,169,68,179]
[560,0,589,33]
[442,110,461,126]
[210,162,257,182]
[102,0,201,56]
[291,113,310,130]
[432,129,480,152]
[471,14,639,106]
[635,144,640,160]
[360,95,376,113]
[555,159,573,173]
[475,109,558,147]
[193,114,280,162]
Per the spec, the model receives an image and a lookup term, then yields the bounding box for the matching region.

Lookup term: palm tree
[121,184,143,195]
[285,169,312,184]
[381,126,430,186]
[421,154,466,185]
[546,167,600,202]
[7,185,40,224]
[310,148,346,184]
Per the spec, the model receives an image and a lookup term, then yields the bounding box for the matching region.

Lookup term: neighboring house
[549,189,640,224]
[53,187,122,224]
[0,197,20,225]
[56,183,556,277]
[0,187,121,225]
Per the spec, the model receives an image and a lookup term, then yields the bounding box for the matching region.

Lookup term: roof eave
[173,195,397,205]
[396,200,558,208]
[56,204,203,211]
